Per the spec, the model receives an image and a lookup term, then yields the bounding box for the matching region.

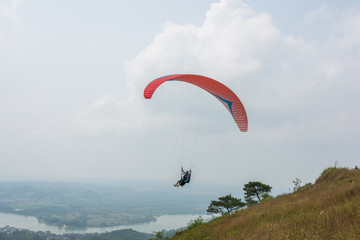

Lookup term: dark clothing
[174,169,191,187]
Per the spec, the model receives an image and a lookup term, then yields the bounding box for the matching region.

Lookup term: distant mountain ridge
[171,167,360,240]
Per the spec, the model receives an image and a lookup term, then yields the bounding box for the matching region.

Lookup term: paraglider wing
[144,74,248,132]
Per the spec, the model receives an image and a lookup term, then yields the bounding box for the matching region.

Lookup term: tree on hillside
[293,178,301,192]
[207,194,246,215]
[243,181,272,205]
[149,231,164,240]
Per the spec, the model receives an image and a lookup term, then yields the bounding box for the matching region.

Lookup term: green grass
[9,200,53,210]
[170,167,360,240]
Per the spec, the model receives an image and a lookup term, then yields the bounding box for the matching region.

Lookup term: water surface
[0,212,209,234]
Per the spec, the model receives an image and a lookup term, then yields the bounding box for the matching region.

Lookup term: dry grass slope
[171,167,360,240]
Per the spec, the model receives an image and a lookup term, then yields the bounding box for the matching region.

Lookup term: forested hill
[171,167,360,240]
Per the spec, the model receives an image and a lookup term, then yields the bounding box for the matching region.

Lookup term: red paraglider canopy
[144,74,248,132]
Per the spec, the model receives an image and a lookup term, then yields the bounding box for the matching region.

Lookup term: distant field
[9,200,63,210]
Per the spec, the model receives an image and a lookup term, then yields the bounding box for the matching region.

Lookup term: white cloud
[0,0,22,21]
[303,3,331,25]
[125,0,280,94]
[320,62,342,79]
[83,39,98,50]
[72,93,141,136]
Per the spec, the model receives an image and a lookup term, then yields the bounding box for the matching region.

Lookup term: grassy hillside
[171,167,360,240]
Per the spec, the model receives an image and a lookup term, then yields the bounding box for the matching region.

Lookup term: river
[0,213,210,234]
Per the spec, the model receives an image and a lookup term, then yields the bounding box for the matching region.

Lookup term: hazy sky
[1,0,359,193]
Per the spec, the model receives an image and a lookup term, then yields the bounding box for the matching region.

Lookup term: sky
[1,0,360,194]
